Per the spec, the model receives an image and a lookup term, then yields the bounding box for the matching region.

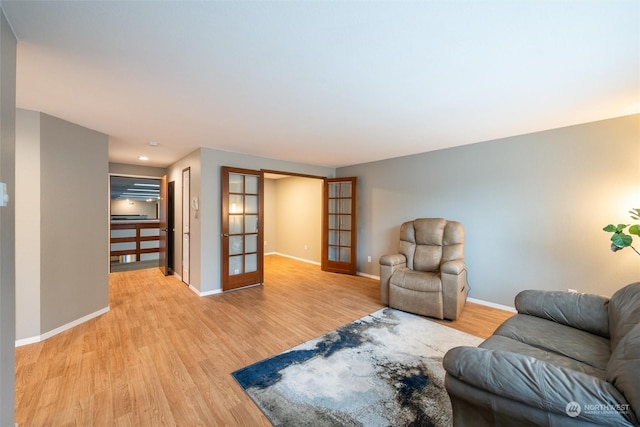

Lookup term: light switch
[0,182,8,207]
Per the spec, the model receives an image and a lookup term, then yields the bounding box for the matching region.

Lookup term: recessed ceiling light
[148,141,160,147]
[138,156,149,161]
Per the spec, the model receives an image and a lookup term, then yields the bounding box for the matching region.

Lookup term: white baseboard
[467,297,516,312]
[15,306,110,347]
[269,252,321,266]
[357,271,379,280]
[189,284,222,297]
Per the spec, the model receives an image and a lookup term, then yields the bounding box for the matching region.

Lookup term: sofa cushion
[515,290,609,338]
[609,282,640,351]
[606,322,640,421]
[480,335,606,380]
[389,268,441,292]
[493,314,611,371]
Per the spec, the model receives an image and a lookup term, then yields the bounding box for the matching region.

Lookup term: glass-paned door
[221,167,263,291]
[322,177,357,275]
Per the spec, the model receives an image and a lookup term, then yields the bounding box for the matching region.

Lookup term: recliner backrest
[398,218,464,272]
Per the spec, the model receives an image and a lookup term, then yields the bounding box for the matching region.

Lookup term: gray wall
[167,149,201,286]
[0,6,16,425]
[15,110,110,341]
[338,115,640,306]
[39,113,110,332]
[167,147,334,294]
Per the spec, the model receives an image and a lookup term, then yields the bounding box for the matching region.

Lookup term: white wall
[15,109,40,339]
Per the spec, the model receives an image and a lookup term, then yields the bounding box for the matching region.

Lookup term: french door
[221,167,264,291]
[322,177,357,275]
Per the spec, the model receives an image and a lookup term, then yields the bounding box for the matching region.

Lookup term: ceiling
[2,1,638,169]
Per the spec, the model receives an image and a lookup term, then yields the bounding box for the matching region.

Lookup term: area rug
[232,308,483,426]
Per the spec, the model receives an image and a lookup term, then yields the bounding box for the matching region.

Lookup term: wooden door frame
[221,167,264,291]
[262,171,358,275]
[182,167,191,284]
[322,177,358,275]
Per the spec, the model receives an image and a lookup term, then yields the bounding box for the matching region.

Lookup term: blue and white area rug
[232,308,483,426]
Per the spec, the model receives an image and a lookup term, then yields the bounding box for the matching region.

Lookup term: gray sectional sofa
[443,282,640,426]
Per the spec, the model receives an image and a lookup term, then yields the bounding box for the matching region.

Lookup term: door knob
[221,233,229,237]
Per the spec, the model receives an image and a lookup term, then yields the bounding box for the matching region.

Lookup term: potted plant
[603,208,640,255]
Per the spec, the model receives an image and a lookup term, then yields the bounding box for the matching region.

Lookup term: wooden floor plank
[15,255,512,426]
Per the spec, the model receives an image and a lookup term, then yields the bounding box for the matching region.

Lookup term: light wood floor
[15,255,513,426]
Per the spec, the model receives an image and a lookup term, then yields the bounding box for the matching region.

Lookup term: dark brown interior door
[221,167,264,291]
[322,177,357,275]
[158,174,169,275]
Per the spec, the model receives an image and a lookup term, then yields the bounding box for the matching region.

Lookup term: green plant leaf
[603,224,618,232]
[630,208,640,220]
[629,224,640,236]
[612,233,633,248]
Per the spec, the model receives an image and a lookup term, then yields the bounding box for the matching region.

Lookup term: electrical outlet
[367,256,372,263]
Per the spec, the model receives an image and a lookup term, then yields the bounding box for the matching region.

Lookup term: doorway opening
[263,171,324,271]
[220,167,358,291]
[109,174,163,272]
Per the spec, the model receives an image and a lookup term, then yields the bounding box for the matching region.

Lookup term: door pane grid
[228,174,259,275]
[327,182,353,263]
[323,177,357,275]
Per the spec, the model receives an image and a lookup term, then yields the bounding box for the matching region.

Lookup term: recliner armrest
[379,254,406,305]
[444,346,637,426]
[379,254,406,267]
[515,290,610,338]
[441,259,466,275]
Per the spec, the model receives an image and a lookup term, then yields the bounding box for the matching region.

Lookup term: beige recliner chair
[380,218,468,320]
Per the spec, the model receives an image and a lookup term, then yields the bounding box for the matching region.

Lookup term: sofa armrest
[442,259,466,275]
[515,290,610,337]
[444,346,637,425]
[379,254,406,305]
